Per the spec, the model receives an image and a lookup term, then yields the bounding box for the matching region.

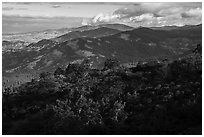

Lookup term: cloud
[20,2,32,5]
[181,8,202,18]
[2,7,14,11]
[3,2,124,18]
[92,13,122,23]
[129,13,155,22]
[52,5,61,8]
[18,8,28,10]
[2,2,202,28]
[82,18,91,25]
[84,2,202,27]
[82,13,125,25]
[157,7,184,16]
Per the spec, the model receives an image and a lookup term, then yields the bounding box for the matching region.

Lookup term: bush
[2,52,202,135]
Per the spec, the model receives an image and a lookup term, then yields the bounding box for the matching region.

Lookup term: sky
[2,2,202,34]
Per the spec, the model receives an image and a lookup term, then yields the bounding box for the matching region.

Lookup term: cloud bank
[84,2,202,27]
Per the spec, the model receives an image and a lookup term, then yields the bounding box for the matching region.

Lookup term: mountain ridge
[2,24,202,75]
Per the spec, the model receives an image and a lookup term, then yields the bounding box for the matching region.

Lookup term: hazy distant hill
[52,27,121,43]
[98,23,134,31]
[151,24,202,31]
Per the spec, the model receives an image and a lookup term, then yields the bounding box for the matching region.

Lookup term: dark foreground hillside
[2,45,202,135]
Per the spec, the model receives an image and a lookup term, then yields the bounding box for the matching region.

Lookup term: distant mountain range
[151,24,201,31]
[2,23,202,75]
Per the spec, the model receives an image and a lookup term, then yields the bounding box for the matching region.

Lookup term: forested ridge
[2,45,202,135]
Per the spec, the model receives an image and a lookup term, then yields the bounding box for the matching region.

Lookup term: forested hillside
[2,45,202,135]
